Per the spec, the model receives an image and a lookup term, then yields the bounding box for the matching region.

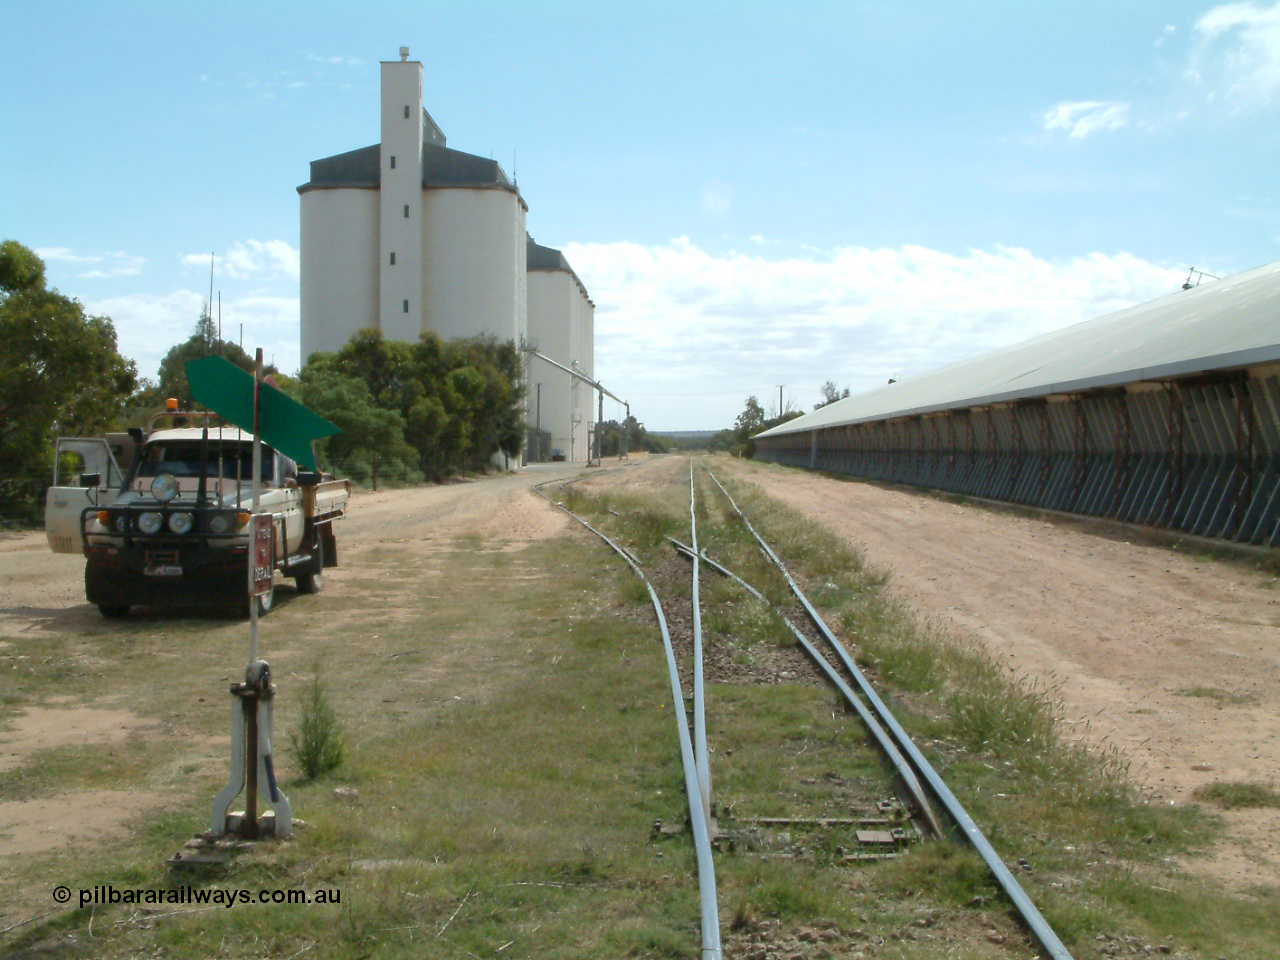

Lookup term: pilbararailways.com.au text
[58,885,341,908]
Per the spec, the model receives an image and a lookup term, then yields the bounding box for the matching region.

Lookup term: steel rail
[532,477,723,960]
[666,537,944,839]
[704,470,1075,960]
[689,462,712,823]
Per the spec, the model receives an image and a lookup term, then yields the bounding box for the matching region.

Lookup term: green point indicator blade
[185,355,341,471]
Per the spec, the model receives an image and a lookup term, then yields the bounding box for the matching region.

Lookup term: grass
[1192,781,1280,809]
[563,456,1280,959]
[0,518,710,959]
[4,462,1279,959]
[1175,685,1257,706]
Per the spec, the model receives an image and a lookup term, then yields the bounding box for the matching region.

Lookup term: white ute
[46,405,350,618]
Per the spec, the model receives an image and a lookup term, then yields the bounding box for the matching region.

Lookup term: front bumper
[85,540,250,608]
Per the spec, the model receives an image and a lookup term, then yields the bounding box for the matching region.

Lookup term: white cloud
[1194,1,1280,108]
[1156,24,1178,47]
[562,238,1188,430]
[699,180,733,217]
[86,289,301,381]
[307,54,364,66]
[1041,100,1131,138]
[182,240,299,281]
[35,247,145,278]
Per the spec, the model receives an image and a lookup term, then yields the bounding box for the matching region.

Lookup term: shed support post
[1113,394,1131,513]
[1072,397,1088,506]
[1165,383,1185,524]
[1234,374,1255,534]
[1011,406,1025,497]
[1038,404,1051,502]
[985,410,999,488]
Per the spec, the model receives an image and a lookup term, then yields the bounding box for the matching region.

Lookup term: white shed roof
[759,258,1280,438]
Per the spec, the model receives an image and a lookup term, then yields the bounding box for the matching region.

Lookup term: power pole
[776,385,785,418]
[535,383,542,463]
[595,388,604,464]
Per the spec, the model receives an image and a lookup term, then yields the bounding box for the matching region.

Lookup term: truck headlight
[208,513,231,534]
[138,512,163,534]
[151,474,179,503]
[113,514,128,533]
[168,512,194,534]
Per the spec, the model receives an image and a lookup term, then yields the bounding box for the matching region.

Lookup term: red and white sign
[251,514,274,596]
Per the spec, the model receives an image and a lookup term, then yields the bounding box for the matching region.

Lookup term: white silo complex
[299,48,527,360]
[298,48,599,465]
[527,238,595,461]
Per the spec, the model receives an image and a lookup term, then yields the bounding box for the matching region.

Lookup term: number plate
[144,564,183,577]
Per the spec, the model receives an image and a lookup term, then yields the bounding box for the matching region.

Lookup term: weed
[289,665,346,780]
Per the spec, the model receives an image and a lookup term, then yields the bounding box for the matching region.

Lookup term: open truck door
[45,438,126,554]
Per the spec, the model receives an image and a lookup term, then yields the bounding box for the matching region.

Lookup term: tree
[735,396,766,436]
[0,241,136,518]
[299,327,525,481]
[293,368,418,487]
[596,417,673,457]
[148,308,261,409]
[719,395,804,459]
[814,381,850,409]
[0,240,45,292]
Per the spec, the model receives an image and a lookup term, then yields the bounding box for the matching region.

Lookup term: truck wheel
[295,535,325,595]
[98,604,130,618]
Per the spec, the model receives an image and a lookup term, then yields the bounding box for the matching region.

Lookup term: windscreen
[137,442,273,481]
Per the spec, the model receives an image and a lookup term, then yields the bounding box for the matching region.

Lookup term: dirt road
[728,459,1280,890]
[0,465,578,640]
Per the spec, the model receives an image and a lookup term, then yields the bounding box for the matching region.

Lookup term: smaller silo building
[526,237,595,461]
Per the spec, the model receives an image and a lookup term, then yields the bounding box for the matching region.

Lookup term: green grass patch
[1175,685,1256,706]
[1192,781,1280,809]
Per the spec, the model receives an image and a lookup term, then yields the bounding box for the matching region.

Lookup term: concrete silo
[298,49,526,360]
[527,238,594,461]
[299,149,380,361]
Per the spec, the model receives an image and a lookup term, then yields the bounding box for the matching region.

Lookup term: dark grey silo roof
[527,236,592,302]
[299,142,517,194]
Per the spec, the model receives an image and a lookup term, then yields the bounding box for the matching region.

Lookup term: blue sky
[4,1,1279,429]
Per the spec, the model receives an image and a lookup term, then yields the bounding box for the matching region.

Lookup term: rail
[532,474,723,959]
[704,468,1074,960]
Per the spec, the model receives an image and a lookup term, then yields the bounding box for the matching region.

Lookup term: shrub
[289,666,346,779]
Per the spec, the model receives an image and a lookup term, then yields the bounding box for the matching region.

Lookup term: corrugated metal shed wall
[753,260,1280,546]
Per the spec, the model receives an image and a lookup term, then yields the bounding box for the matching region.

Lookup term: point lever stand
[209,659,292,839]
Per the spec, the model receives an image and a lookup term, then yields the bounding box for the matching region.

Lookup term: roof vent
[399,46,410,61]
[1182,267,1219,290]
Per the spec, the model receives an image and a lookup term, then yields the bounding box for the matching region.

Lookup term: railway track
[535,458,1074,960]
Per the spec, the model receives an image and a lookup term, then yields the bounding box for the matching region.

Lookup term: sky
[3,1,1279,431]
